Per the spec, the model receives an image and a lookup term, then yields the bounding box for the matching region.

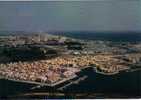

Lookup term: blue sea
[50,31,141,42]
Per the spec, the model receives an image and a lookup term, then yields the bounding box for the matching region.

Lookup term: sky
[0,0,141,32]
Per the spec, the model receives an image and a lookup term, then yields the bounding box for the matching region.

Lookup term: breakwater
[0,67,140,98]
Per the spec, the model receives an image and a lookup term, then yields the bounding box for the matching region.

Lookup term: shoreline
[94,66,141,75]
[0,66,91,87]
[0,65,140,87]
[93,67,119,75]
[0,74,77,87]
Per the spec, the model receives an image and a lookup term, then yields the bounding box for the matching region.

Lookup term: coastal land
[0,32,141,96]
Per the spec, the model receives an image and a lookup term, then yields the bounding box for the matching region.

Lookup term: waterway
[0,67,140,98]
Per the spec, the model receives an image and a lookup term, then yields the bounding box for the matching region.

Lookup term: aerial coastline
[0,32,141,87]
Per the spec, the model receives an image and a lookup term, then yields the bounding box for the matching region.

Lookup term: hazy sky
[0,1,140,32]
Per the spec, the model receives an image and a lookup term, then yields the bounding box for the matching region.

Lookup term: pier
[30,74,77,90]
[0,74,77,89]
[58,75,88,91]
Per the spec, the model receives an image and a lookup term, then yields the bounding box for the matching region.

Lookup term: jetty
[0,74,77,88]
[58,75,88,91]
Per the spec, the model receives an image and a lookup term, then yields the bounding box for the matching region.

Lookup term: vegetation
[0,46,58,63]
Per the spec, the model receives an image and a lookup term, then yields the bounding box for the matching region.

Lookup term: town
[0,32,141,86]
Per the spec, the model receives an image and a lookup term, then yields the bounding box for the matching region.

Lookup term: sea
[51,31,141,42]
[0,32,141,98]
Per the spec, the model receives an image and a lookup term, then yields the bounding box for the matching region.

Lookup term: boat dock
[0,74,77,88]
[58,75,88,91]
[0,66,91,90]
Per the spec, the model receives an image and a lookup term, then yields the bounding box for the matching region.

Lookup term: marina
[57,75,88,91]
[0,66,92,89]
[0,0,141,99]
[0,74,77,87]
[0,67,140,98]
